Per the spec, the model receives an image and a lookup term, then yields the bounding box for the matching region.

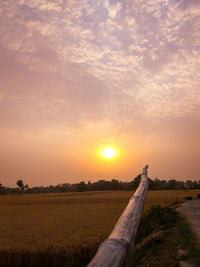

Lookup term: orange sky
[0,0,200,186]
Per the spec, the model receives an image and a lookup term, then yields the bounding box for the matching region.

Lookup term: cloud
[142,44,178,74]
[1,0,200,184]
[108,2,122,19]
[178,0,200,11]
[0,0,200,131]
[0,42,111,132]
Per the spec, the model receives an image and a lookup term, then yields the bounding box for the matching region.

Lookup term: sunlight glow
[101,147,116,159]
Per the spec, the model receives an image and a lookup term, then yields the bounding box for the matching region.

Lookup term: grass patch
[132,204,200,266]
[176,215,200,262]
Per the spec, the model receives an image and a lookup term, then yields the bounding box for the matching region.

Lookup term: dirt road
[180,200,200,242]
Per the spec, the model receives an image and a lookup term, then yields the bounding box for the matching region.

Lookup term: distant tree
[24,184,29,189]
[87,181,92,191]
[0,176,198,195]
[16,180,28,192]
[0,183,4,194]
[17,180,24,191]
[157,179,168,190]
[148,178,156,190]
[176,181,185,190]
[93,180,108,191]
[109,179,118,190]
[48,185,54,193]
[76,181,86,192]
[168,179,177,190]
[186,180,193,189]
[132,174,141,189]
[193,181,198,189]
[61,183,69,192]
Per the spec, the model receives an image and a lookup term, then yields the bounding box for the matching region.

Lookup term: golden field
[0,190,200,266]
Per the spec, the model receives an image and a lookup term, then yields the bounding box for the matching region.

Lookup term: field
[0,190,200,266]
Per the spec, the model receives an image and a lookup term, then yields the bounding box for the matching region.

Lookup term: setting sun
[101,147,117,159]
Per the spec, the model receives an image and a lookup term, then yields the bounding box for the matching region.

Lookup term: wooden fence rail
[88,165,149,267]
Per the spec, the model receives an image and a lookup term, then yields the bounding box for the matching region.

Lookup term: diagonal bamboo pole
[88,165,149,267]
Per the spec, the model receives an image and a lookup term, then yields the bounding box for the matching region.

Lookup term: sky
[0,0,200,186]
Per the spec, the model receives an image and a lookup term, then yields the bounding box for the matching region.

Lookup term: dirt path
[180,200,200,242]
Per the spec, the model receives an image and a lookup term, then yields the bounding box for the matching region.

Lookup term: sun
[101,147,116,159]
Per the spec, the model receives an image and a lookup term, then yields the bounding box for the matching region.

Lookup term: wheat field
[0,190,199,266]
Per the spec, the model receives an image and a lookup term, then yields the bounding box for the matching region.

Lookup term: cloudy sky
[0,0,200,186]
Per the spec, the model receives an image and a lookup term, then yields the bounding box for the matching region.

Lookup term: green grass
[132,205,200,267]
[0,190,199,266]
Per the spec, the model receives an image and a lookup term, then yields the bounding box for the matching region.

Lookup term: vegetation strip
[132,205,200,267]
[1,175,200,194]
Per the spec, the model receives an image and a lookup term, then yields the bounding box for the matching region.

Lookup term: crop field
[0,189,200,266]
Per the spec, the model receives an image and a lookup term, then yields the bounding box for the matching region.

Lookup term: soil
[179,200,200,243]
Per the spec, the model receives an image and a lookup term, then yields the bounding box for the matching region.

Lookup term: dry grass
[0,189,199,266]
[143,189,200,210]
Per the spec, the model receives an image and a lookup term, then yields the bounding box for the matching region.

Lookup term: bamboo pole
[88,165,149,267]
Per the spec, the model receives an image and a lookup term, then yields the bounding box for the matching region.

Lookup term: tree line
[0,175,200,195]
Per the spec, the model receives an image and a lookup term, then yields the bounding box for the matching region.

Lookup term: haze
[0,0,200,186]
